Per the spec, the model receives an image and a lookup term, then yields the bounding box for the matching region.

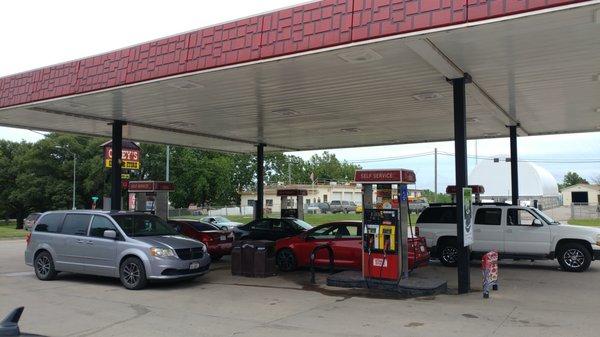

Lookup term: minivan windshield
[112,214,179,237]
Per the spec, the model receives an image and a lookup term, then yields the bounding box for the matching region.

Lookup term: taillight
[25,232,31,245]
[414,226,420,236]
[202,236,214,243]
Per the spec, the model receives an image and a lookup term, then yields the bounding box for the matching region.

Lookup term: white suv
[416,204,600,272]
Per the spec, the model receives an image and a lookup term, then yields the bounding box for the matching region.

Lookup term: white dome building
[469,156,560,209]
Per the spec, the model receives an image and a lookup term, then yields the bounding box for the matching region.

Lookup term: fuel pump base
[326,270,447,297]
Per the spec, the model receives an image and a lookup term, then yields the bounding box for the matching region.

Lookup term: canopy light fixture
[595,107,600,113]
[166,80,204,90]
[272,108,300,117]
[466,117,480,124]
[593,73,600,82]
[483,132,502,137]
[340,127,361,133]
[338,48,382,64]
[412,92,443,101]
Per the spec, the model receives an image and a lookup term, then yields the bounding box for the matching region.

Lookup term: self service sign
[101,140,141,170]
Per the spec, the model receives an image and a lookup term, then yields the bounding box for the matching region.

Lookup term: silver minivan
[25,210,211,289]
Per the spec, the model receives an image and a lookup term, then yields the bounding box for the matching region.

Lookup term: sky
[1,0,599,191]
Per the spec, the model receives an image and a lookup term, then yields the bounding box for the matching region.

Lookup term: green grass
[174,212,419,226]
[0,221,27,239]
[568,219,600,227]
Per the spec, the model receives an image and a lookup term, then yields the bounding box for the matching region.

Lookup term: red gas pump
[355,169,416,282]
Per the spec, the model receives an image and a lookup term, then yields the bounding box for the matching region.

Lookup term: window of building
[266,199,273,207]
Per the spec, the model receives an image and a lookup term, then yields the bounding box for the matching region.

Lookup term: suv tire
[120,257,148,290]
[276,249,297,272]
[34,251,58,281]
[557,242,591,272]
[438,240,458,267]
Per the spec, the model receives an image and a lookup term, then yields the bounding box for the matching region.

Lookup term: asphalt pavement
[2,239,600,337]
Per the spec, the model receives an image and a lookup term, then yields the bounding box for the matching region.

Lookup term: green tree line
[0,133,359,228]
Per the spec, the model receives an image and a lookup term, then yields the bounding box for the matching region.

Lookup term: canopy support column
[509,125,519,205]
[452,75,470,294]
[255,144,265,220]
[110,120,125,211]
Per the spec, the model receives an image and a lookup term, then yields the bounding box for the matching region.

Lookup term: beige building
[240,183,423,213]
[561,184,600,206]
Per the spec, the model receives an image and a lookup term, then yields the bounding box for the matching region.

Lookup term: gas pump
[355,169,416,282]
[446,185,485,203]
[276,188,308,220]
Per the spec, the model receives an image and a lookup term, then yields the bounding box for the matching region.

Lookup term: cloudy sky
[1,0,599,190]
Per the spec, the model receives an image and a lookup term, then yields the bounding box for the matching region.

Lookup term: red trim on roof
[0,0,588,109]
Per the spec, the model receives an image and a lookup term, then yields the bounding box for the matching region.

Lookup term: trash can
[231,240,276,277]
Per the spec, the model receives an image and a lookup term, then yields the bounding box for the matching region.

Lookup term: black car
[233,218,313,241]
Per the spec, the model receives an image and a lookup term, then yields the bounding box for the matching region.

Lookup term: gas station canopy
[1,0,599,153]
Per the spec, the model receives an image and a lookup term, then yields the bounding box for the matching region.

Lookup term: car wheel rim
[279,251,294,270]
[563,249,585,268]
[123,263,141,286]
[36,256,50,276]
[442,247,457,264]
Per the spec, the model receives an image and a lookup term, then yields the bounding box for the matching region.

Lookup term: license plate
[220,235,227,241]
[189,262,200,270]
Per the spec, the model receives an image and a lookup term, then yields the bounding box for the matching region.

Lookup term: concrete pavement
[2,239,600,337]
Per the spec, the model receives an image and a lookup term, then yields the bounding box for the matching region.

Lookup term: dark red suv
[275,221,430,271]
[168,219,234,260]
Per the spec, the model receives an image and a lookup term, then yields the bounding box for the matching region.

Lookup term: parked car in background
[275,221,430,271]
[23,213,42,231]
[167,219,234,261]
[233,218,312,241]
[25,211,211,290]
[409,199,429,213]
[200,216,243,230]
[330,200,356,213]
[416,203,600,272]
[306,202,330,214]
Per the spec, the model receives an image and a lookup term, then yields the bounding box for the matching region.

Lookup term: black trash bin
[231,240,276,277]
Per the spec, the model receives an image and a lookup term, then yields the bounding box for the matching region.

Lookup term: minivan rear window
[34,213,64,233]
[416,207,457,224]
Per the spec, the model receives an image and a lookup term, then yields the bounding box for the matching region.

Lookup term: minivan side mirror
[103,230,117,239]
[532,219,543,227]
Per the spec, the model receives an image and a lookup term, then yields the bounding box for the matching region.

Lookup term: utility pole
[166,145,170,181]
[434,148,438,202]
[55,146,77,209]
[288,158,291,186]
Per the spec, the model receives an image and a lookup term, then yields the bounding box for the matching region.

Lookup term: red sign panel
[128,181,175,192]
[354,169,416,184]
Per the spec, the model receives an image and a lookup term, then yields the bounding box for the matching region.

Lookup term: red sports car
[275,221,429,271]
[168,219,234,260]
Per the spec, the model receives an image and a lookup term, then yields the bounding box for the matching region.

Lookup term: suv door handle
[86,240,94,245]
[76,239,85,243]
[505,229,513,233]
[474,228,482,233]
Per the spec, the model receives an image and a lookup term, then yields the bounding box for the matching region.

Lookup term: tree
[562,172,589,188]
[306,152,360,183]
[420,189,452,203]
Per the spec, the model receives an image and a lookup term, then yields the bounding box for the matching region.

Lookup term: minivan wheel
[120,257,148,290]
[34,251,57,281]
[439,241,458,267]
[557,243,591,272]
[276,249,297,272]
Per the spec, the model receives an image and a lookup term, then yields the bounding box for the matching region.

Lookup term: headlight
[201,244,207,253]
[149,247,176,258]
